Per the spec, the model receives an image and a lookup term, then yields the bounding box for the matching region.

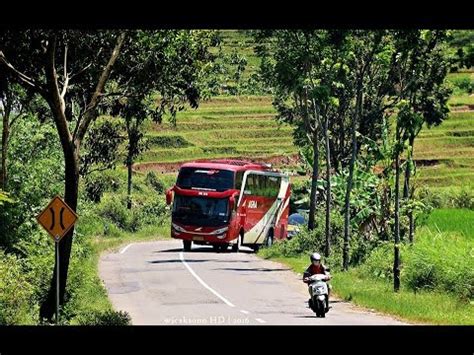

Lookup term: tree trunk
[405,136,415,244]
[127,157,132,210]
[343,81,362,271]
[343,118,356,271]
[1,110,9,190]
[324,118,331,257]
[308,130,319,230]
[393,129,401,292]
[39,148,79,321]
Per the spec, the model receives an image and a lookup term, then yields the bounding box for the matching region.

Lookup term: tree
[0,78,33,190]
[107,30,216,209]
[0,30,127,320]
[389,30,450,291]
[341,30,395,270]
[257,30,348,244]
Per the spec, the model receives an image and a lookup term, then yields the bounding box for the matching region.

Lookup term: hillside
[132,30,474,191]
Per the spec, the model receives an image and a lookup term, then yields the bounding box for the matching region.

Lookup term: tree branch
[74,32,127,144]
[44,35,73,151]
[0,51,47,96]
[60,45,69,100]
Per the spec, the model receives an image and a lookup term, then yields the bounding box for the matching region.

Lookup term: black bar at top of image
[0,4,474,29]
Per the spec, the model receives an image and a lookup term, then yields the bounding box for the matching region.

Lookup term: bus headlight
[172,223,186,233]
[216,234,226,239]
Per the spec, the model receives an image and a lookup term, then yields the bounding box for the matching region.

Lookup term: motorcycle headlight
[210,227,229,235]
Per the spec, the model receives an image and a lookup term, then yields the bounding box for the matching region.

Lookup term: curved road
[99,240,407,325]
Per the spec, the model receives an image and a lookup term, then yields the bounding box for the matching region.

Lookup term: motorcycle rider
[303,252,331,311]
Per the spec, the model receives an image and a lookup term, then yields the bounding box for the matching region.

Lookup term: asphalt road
[99,240,407,325]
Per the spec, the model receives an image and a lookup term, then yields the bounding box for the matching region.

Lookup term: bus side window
[244,174,253,195]
[235,171,244,190]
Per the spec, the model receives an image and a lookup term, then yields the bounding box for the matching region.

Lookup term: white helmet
[310,253,321,262]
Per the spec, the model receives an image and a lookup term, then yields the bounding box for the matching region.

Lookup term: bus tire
[265,229,274,248]
[231,235,241,253]
[183,240,192,252]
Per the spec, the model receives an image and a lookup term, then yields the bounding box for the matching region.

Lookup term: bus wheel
[251,245,260,253]
[265,230,274,248]
[183,240,192,252]
[231,235,241,253]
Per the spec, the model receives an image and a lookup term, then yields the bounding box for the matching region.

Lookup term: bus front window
[172,195,230,226]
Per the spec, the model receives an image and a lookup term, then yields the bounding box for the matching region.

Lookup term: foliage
[80,116,126,177]
[76,310,131,325]
[0,115,63,250]
[0,250,37,325]
[145,171,165,193]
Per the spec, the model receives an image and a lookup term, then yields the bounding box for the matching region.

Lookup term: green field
[133,94,474,190]
[131,30,474,191]
[135,96,297,171]
[415,112,474,187]
[259,207,474,324]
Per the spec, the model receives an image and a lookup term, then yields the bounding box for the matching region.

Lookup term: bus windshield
[172,195,230,226]
[177,168,234,191]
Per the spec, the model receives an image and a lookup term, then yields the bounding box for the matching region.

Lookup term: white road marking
[179,252,236,308]
[240,310,250,315]
[255,318,266,324]
[119,243,133,254]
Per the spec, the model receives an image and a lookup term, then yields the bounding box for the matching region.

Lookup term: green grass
[257,207,474,325]
[424,208,474,238]
[413,111,474,188]
[448,94,474,107]
[260,250,474,325]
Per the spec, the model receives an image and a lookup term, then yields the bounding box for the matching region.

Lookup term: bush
[97,194,130,230]
[0,250,36,325]
[84,172,121,203]
[452,188,474,210]
[360,243,395,281]
[145,171,165,193]
[403,230,474,301]
[451,76,474,94]
[76,310,132,325]
[417,186,474,210]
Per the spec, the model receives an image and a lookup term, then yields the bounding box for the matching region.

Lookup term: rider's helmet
[310,252,321,262]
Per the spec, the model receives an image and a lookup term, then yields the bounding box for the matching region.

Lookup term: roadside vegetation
[1,29,473,325]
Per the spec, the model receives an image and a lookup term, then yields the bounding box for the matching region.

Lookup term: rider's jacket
[303,264,328,280]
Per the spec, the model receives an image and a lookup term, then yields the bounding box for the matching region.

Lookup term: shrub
[147,135,193,148]
[145,171,165,193]
[452,188,474,210]
[360,242,395,281]
[83,171,121,203]
[97,194,130,230]
[0,250,36,325]
[451,76,474,94]
[403,229,474,301]
[76,310,132,325]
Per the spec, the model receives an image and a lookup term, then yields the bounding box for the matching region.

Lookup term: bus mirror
[166,189,173,205]
[229,195,235,210]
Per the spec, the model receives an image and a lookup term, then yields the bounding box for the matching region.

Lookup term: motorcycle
[303,271,331,318]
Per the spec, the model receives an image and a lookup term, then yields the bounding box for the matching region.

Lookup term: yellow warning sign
[37,195,78,242]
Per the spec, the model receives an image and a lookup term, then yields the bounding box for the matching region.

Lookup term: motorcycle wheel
[183,240,192,252]
[317,299,326,318]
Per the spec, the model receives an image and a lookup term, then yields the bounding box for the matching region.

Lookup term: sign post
[36,196,78,325]
[55,236,60,325]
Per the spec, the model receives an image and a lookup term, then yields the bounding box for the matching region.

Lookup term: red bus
[165,159,291,252]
